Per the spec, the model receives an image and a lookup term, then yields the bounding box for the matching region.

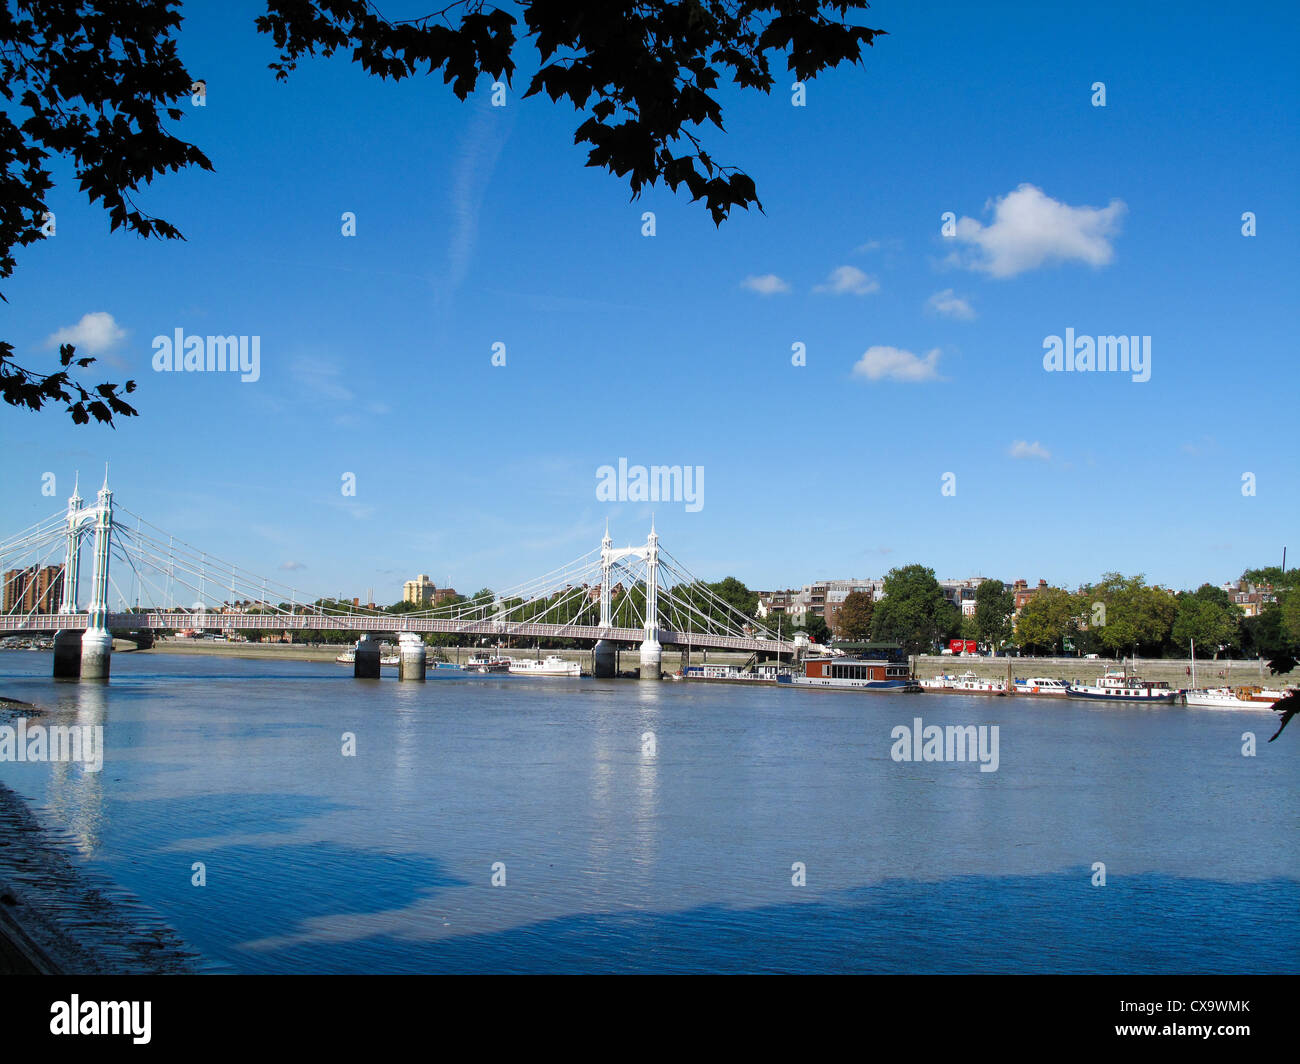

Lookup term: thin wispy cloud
[279,560,307,571]
[852,345,942,382]
[946,184,1126,277]
[440,102,512,304]
[290,357,352,402]
[1009,440,1051,460]
[740,273,791,295]
[814,265,879,296]
[928,288,976,320]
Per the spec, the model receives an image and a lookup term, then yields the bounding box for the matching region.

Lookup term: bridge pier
[80,628,112,681]
[593,639,617,678]
[354,633,381,679]
[52,630,82,679]
[398,632,426,681]
[638,635,662,680]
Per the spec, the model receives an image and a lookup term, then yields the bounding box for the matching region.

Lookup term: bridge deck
[3,613,795,655]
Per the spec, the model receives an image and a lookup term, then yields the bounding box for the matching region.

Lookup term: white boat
[335,646,400,666]
[507,654,581,677]
[922,670,1007,695]
[1183,685,1288,710]
[682,662,791,684]
[1013,677,1070,697]
[1182,638,1287,709]
[463,654,511,673]
[1066,667,1178,703]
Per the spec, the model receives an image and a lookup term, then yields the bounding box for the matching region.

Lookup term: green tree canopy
[869,565,959,654]
[834,590,874,641]
[1013,587,1076,654]
[973,578,1014,650]
[1080,573,1176,658]
[1171,584,1242,657]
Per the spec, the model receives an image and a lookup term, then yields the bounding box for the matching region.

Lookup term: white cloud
[1009,440,1051,460]
[852,345,942,383]
[927,288,976,320]
[740,273,791,295]
[45,311,125,354]
[854,239,881,253]
[948,184,1126,278]
[279,561,307,571]
[814,265,879,296]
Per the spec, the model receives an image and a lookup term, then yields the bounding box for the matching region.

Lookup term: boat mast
[1190,638,1196,689]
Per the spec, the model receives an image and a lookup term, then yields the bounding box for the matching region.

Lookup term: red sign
[949,639,977,654]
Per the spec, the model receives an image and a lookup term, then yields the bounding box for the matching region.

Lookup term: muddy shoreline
[0,701,201,975]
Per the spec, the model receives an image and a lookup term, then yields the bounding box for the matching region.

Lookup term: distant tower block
[398,631,426,681]
[354,632,381,679]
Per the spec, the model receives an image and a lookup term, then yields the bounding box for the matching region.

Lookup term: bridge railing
[1,612,795,654]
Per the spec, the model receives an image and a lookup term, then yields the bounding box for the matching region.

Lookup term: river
[0,651,1295,973]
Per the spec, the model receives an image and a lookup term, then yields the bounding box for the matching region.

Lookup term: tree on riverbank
[834,590,874,641]
[1171,584,1242,658]
[870,565,959,654]
[1013,587,1077,655]
[973,578,1015,651]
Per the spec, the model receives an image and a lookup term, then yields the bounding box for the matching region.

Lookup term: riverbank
[912,654,1297,688]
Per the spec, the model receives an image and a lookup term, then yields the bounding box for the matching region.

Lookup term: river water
[0,651,1295,973]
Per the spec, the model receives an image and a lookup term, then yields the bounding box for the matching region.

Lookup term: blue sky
[3,0,1297,603]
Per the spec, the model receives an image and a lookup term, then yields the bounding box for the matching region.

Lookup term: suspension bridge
[1,474,796,680]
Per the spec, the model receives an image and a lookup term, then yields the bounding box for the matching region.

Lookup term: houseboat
[462,654,511,673]
[1066,667,1178,703]
[792,655,921,693]
[507,654,582,677]
[681,660,792,685]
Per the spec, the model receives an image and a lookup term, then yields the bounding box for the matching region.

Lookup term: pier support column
[53,630,82,679]
[638,635,662,680]
[398,632,426,681]
[80,628,112,681]
[354,633,381,679]
[593,639,617,678]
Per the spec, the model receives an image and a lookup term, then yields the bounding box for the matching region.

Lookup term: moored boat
[1183,685,1289,710]
[1013,677,1070,697]
[682,661,791,685]
[792,655,921,693]
[922,670,1008,695]
[508,654,582,677]
[463,654,511,673]
[1066,667,1178,703]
